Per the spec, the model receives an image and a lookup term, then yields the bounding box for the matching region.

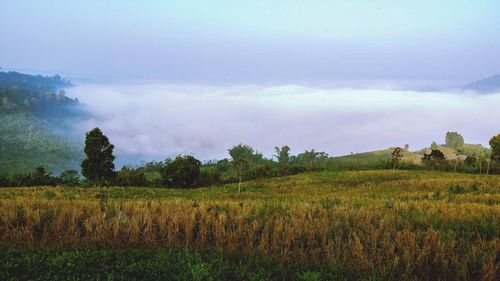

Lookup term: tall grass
[0,170,498,281]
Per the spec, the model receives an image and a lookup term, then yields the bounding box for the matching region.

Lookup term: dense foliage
[445,131,464,150]
[81,128,116,185]
[490,133,500,161]
[0,113,82,174]
[0,71,72,93]
[0,71,83,174]
[161,155,201,188]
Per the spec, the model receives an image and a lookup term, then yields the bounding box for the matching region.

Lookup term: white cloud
[67,83,500,161]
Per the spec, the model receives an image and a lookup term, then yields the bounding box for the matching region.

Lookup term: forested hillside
[0,71,83,174]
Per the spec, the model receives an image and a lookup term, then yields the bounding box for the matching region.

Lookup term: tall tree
[228,144,257,163]
[228,144,255,192]
[274,145,291,164]
[291,149,329,170]
[490,133,500,162]
[81,128,115,184]
[445,132,465,150]
[32,166,54,186]
[391,147,403,172]
[234,158,247,193]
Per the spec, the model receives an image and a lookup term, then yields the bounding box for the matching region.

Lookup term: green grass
[332,149,394,161]
[2,170,498,203]
[0,244,366,281]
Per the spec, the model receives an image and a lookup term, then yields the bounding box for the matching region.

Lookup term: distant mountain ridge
[462,74,500,93]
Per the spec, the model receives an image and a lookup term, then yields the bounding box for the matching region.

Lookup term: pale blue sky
[1,0,499,82]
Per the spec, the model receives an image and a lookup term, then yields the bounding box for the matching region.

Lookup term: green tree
[274,145,291,176]
[291,149,329,171]
[465,155,477,167]
[59,170,80,185]
[161,155,201,188]
[391,147,404,171]
[32,166,54,186]
[228,144,254,161]
[423,149,446,161]
[234,158,247,192]
[228,144,263,164]
[445,132,465,150]
[274,145,291,164]
[216,158,231,172]
[490,133,500,162]
[422,149,446,170]
[81,128,116,184]
[228,144,256,192]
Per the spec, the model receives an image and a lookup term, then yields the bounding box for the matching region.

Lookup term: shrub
[116,166,148,186]
[422,149,447,171]
[161,155,201,188]
[449,184,466,194]
[196,167,221,187]
[59,170,80,186]
[0,174,12,187]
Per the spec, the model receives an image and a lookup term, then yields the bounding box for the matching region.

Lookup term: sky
[1,1,499,82]
[1,1,499,163]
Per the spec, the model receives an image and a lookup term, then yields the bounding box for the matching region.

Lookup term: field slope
[0,170,499,281]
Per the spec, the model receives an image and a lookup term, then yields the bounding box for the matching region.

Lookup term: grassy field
[0,170,499,280]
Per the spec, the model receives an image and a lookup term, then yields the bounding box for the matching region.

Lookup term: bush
[0,174,12,187]
[253,163,273,179]
[196,167,221,187]
[59,170,80,186]
[422,150,447,171]
[449,184,466,194]
[161,155,201,188]
[116,166,148,186]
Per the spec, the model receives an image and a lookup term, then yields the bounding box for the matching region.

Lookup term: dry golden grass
[0,170,498,280]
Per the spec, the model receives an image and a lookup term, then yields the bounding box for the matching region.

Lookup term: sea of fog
[66,83,500,163]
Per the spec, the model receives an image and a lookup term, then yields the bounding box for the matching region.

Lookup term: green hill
[332,143,491,166]
[332,147,422,165]
[0,71,71,93]
[0,71,83,175]
[334,149,393,161]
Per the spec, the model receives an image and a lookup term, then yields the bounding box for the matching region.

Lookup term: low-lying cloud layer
[67,83,500,162]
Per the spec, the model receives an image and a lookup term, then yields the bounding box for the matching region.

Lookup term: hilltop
[332,142,490,165]
[0,71,72,92]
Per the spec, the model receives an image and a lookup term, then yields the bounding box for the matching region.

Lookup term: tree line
[0,128,330,188]
[2,128,500,188]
